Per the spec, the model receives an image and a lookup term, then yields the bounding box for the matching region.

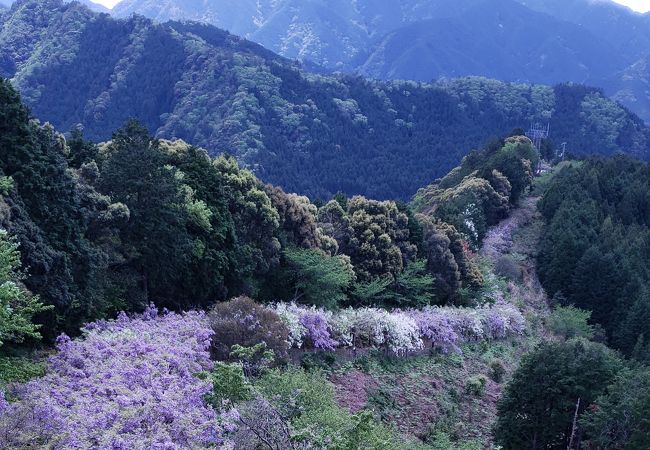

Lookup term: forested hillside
[538,157,650,359]
[105,0,650,123]
[1,0,649,200]
[0,72,532,447]
[1,72,649,448]
[0,77,532,338]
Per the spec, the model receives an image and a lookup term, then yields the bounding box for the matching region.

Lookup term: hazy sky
[613,0,650,12]
[94,0,120,7]
[92,0,650,13]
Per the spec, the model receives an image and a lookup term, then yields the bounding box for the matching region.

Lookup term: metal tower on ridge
[526,122,550,151]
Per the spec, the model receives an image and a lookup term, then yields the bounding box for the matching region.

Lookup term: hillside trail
[330,194,554,447]
[481,194,551,318]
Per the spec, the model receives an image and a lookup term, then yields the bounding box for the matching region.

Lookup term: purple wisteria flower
[0,306,235,449]
[410,310,460,353]
[300,311,338,350]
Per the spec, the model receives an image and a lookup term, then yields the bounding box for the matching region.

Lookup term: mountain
[109,0,650,123]
[357,0,623,84]
[110,0,483,68]
[2,0,649,201]
[0,0,109,12]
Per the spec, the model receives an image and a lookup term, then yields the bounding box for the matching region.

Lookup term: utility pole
[567,397,581,450]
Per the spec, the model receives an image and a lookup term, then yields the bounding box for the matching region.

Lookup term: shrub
[466,375,488,396]
[548,305,595,340]
[0,357,45,391]
[202,362,252,408]
[489,359,507,383]
[230,343,275,377]
[300,352,337,371]
[209,296,290,362]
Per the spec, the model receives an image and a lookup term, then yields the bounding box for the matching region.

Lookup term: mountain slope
[358,0,623,84]
[2,0,649,201]
[0,0,108,12]
[107,0,650,122]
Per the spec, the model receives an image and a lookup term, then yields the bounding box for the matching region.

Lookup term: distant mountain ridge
[107,0,650,123]
[0,0,108,12]
[2,0,649,201]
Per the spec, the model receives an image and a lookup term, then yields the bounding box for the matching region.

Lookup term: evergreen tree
[582,368,650,450]
[100,120,193,307]
[495,339,623,450]
[283,247,353,309]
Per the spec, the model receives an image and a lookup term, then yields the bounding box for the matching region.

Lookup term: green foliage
[465,375,488,397]
[0,230,51,347]
[537,157,650,356]
[283,247,353,309]
[201,361,252,408]
[0,177,12,196]
[495,338,623,450]
[426,432,483,450]
[581,367,650,450]
[100,120,193,306]
[349,277,393,306]
[300,352,337,371]
[254,367,350,445]
[388,259,436,308]
[230,343,276,377]
[254,367,405,449]
[346,196,415,281]
[0,356,45,390]
[0,78,121,335]
[548,305,595,340]
[332,410,403,450]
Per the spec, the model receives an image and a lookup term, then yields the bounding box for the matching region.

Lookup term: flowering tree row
[0,306,237,449]
[273,301,526,355]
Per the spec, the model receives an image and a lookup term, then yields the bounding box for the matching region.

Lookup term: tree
[283,247,354,309]
[346,196,414,282]
[547,305,595,340]
[0,230,50,347]
[495,339,623,450]
[99,120,193,307]
[388,259,435,308]
[582,368,650,450]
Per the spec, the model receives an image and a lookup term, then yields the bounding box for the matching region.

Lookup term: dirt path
[481,196,550,315]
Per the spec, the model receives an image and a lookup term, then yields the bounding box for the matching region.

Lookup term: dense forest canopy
[1,0,649,200]
[0,78,537,339]
[538,157,650,359]
[102,0,650,124]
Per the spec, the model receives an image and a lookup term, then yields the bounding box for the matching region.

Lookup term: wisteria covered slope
[0,306,236,449]
[273,301,526,354]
